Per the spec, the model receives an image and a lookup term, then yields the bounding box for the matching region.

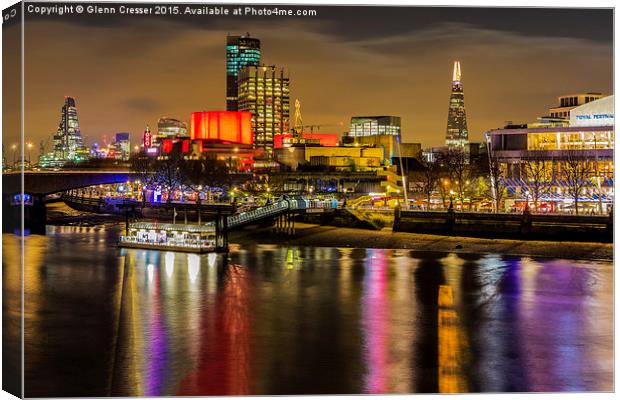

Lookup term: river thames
[3,224,612,396]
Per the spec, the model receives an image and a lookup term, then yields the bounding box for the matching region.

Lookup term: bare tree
[488,156,507,213]
[181,154,231,193]
[439,147,470,209]
[523,157,553,212]
[562,151,590,215]
[410,159,440,210]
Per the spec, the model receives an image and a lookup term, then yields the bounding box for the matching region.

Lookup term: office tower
[348,116,401,137]
[39,96,90,167]
[52,96,84,160]
[114,132,130,160]
[237,65,290,158]
[445,61,469,147]
[226,34,261,111]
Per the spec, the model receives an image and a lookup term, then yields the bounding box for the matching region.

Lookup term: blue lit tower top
[445,61,469,148]
[226,33,261,111]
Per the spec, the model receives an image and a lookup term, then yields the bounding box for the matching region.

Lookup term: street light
[27,142,33,165]
[11,144,17,167]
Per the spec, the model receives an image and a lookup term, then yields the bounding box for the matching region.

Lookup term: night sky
[2,4,613,156]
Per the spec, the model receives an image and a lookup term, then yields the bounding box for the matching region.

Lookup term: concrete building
[486,95,614,213]
[548,93,605,119]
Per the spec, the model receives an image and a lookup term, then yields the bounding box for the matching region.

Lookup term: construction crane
[291,98,342,135]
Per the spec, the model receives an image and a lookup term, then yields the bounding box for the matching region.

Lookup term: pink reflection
[177,264,252,395]
[361,249,389,393]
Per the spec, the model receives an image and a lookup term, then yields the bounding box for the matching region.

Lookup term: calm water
[2,225,613,396]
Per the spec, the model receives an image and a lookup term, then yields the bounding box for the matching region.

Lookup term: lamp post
[11,144,17,167]
[27,142,33,165]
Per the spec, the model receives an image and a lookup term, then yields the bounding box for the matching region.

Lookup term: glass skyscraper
[445,61,469,147]
[237,65,290,158]
[39,96,89,167]
[226,34,261,111]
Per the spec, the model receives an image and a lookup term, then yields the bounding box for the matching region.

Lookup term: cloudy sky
[3,4,613,156]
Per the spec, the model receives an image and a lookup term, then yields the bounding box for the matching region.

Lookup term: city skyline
[2,6,613,156]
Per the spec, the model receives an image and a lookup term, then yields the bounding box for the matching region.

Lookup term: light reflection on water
[1,225,612,397]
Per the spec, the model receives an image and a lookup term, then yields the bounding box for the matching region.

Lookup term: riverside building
[485,95,614,213]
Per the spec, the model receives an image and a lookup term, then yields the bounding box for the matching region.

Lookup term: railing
[227,200,291,228]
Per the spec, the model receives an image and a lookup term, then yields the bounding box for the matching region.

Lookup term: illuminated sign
[190,111,253,144]
[575,114,614,120]
[143,127,153,148]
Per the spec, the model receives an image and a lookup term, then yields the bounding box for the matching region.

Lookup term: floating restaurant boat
[119,222,217,253]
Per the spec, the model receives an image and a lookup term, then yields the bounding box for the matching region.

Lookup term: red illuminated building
[190,111,253,145]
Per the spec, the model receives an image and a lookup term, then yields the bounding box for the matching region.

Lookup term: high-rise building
[226,34,261,111]
[237,65,290,158]
[52,97,84,160]
[113,132,130,160]
[445,61,469,148]
[156,117,188,144]
[348,116,401,137]
[39,97,90,167]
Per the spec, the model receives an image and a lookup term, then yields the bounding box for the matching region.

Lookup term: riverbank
[230,222,613,261]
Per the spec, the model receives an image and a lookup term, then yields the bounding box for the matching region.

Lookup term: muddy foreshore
[229,222,613,262]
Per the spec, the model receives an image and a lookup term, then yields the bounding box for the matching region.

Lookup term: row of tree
[410,147,599,214]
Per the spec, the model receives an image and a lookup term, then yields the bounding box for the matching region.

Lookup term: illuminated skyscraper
[226,34,261,111]
[39,96,90,167]
[238,65,290,158]
[445,61,469,148]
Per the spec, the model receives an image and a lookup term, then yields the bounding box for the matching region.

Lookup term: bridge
[2,170,136,195]
[2,170,139,234]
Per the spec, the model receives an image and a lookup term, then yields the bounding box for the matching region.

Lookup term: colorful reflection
[361,248,388,393]
[17,225,613,397]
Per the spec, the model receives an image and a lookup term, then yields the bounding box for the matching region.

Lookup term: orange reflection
[437,285,468,393]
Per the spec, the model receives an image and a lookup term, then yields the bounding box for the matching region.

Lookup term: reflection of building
[157,117,188,144]
[445,61,469,148]
[39,97,90,167]
[548,93,605,119]
[486,95,614,213]
[226,34,261,111]
[237,65,290,159]
[348,116,400,137]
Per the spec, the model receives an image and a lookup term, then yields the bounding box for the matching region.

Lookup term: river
[2,224,613,396]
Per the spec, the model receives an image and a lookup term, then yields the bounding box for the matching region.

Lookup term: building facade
[113,132,130,160]
[348,116,401,137]
[237,65,290,159]
[548,93,605,119]
[445,61,469,148]
[157,117,188,143]
[486,95,614,213]
[226,34,261,111]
